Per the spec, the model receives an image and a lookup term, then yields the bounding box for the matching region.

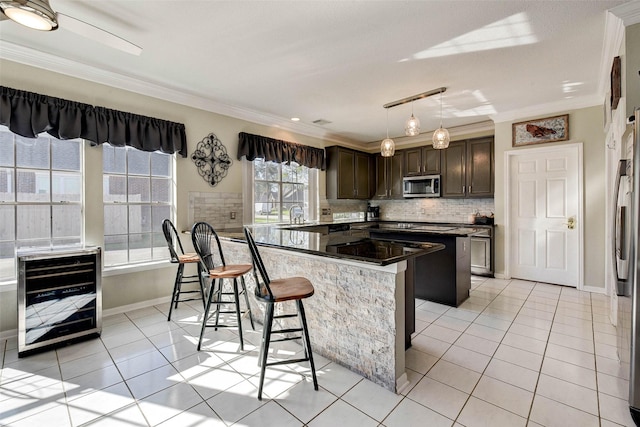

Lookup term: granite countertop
[365,223,485,237]
[282,220,491,237]
[217,225,445,266]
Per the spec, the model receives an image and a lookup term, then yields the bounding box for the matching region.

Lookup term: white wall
[0,59,330,335]
[493,106,606,289]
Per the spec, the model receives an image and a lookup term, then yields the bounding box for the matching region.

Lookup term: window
[103,144,172,266]
[0,126,83,281]
[250,158,317,224]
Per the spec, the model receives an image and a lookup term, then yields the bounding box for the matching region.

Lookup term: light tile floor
[0,276,637,426]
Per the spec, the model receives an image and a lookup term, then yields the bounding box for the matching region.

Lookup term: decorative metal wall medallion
[191,133,232,187]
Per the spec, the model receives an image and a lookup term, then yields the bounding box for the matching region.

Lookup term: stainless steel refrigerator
[617,109,640,424]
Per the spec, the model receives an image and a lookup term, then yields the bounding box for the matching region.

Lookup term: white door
[507,144,582,287]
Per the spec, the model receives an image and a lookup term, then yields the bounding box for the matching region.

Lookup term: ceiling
[0,1,629,148]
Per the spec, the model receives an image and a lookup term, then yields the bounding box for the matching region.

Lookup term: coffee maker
[366,205,380,221]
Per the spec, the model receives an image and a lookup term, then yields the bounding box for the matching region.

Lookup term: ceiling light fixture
[432,88,450,149]
[382,87,447,156]
[381,108,395,157]
[0,0,58,31]
[405,101,420,136]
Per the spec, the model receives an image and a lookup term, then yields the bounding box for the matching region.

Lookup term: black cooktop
[325,239,438,263]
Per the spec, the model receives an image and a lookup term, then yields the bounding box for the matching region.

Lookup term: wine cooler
[17,247,102,357]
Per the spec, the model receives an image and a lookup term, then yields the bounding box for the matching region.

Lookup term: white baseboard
[0,329,16,341]
[396,372,410,394]
[582,285,606,294]
[102,296,172,318]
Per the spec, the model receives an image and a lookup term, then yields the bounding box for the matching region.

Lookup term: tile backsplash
[189,191,493,227]
[189,191,243,229]
[374,198,495,223]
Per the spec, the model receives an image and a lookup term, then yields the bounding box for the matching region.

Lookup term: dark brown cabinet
[404,146,441,176]
[441,137,494,198]
[326,146,371,199]
[374,153,404,198]
[467,137,494,197]
[441,141,467,197]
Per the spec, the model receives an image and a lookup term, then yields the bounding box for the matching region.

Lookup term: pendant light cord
[386,108,390,138]
[439,90,443,127]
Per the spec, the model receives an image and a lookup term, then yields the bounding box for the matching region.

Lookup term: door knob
[564,217,576,229]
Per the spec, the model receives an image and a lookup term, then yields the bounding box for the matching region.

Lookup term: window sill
[103,260,172,277]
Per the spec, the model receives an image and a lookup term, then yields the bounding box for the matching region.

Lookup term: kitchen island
[215,225,443,393]
[367,223,476,307]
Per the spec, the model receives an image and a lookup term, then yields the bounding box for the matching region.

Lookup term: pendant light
[0,0,58,31]
[381,108,395,157]
[432,89,450,149]
[405,101,420,136]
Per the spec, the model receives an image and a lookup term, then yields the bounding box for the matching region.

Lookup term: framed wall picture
[512,114,569,147]
[611,56,621,110]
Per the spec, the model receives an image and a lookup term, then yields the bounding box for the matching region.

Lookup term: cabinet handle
[469,185,472,193]
[462,185,465,193]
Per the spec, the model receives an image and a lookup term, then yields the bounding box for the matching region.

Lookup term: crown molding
[610,1,640,26]
[490,94,601,124]
[0,41,355,146]
[599,12,625,96]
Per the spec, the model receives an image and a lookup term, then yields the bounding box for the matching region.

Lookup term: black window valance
[237,132,326,170]
[0,86,187,157]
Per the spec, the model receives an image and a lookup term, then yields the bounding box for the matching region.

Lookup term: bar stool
[243,227,318,400]
[162,219,206,321]
[191,222,255,351]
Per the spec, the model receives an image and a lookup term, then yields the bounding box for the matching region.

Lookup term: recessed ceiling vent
[312,119,332,125]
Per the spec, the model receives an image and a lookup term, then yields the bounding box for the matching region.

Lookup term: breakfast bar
[216,225,443,393]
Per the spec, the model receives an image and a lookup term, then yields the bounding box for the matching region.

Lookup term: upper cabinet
[404,146,441,176]
[374,152,404,199]
[441,137,494,198]
[326,146,372,199]
[466,137,494,197]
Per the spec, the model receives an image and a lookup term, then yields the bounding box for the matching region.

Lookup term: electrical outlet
[230,211,236,220]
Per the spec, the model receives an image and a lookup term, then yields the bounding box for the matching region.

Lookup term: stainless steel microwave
[403,175,441,198]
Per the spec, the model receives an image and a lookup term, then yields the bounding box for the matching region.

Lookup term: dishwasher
[470,227,493,277]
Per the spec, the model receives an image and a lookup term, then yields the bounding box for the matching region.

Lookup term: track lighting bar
[383,87,446,109]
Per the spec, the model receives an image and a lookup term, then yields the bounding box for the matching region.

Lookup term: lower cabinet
[370,231,471,307]
[471,236,491,276]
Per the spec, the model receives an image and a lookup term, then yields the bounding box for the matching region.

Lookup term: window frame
[242,158,318,225]
[102,143,175,268]
[0,126,84,284]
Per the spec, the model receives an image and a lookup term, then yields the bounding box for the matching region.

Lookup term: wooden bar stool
[191,222,255,351]
[243,227,318,400]
[162,219,205,321]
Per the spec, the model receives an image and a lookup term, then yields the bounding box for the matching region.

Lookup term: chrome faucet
[289,205,304,224]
